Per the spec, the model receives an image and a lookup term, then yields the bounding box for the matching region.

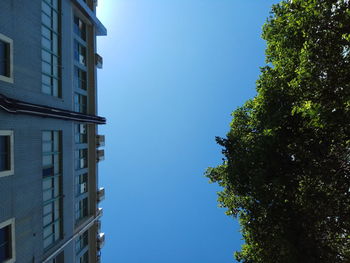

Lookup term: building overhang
[0,94,106,124]
[72,0,107,36]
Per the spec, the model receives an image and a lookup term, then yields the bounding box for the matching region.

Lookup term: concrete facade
[0,0,106,262]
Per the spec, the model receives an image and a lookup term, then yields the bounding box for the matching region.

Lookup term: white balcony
[97,187,105,202]
[97,149,104,162]
[97,207,103,217]
[97,232,105,250]
[96,135,105,147]
[95,53,103,69]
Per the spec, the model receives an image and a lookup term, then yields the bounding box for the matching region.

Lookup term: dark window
[75,198,88,221]
[53,251,64,263]
[74,67,87,91]
[75,124,87,144]
[42,131,62,249]
[74,41,86,66]
[75,231,88,253]
[41,0,60,97]
[75,149,88,170]
[0,136,10,172]
[76,173,88,196]
[0,225,12,262]
[74,16,86,41]
[74,93,87,114]
[80,250,89,263]
[0,40,9,77]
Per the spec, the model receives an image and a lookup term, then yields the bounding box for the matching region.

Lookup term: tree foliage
[206,1,350,262]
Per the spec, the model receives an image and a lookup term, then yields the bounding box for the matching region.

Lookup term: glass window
[74,16,86,41]
[76,173,88,196]
[0,131,14,177]
[0,34,13,83]
[41,0,60,97]
[53,251,64,263]
[0,136,10,172]
[74,66,87,91]
[0,40,9,77]
[0,219,15,263]
[79,250,89,263]
[0,225,11,262]
[42,130,62,249]
[75,149,87,170]
[74,93,87,114]
[74,40,86,66]
[75,198,88,221]
[75,124,87,144]
[75,230,88,253]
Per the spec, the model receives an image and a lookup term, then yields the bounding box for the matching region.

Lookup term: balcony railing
[96,134,105,147]
[97,207,103,217]
[95,53,103,69]
[97,149,104,162]
[97,187,105,202]
[97,232,105,250]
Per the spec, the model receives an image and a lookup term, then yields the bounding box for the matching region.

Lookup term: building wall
[0,0,76,110]
[0,112,75,262]
[0,0,106,262]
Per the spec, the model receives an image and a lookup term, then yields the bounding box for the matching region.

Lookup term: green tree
[206,1,350,262]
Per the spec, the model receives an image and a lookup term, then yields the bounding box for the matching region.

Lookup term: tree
[206,1,350,262]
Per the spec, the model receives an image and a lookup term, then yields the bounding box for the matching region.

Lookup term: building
[0,0,107,262]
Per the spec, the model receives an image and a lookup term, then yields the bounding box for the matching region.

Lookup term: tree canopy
[206,0,350,262]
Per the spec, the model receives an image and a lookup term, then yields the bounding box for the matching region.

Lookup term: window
[74,40,86,67]
[76,173,88,196]
[75,231,88,254]
[75,172,88,221]
[74,67,87,91]
[0,33,13,83]
[75,149,87,170]
[79,251,89,263]
[74,16,86,41]
[42,131,62,249]
[0,218,15,263]
[74,93,87,114]
[0,131,14,178]
[53,251,64,263]
[41,0,61,97]
[75,197,88,221]
[75,124,87,144]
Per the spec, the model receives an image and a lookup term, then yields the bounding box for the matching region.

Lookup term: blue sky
[96,1,278,262]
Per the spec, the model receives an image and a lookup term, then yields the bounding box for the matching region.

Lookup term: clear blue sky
[97,1,278,262]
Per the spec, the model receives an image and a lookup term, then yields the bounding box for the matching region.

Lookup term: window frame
[75,230,88,254]
[75,148,88,170]
[75,123,87,144]
[0,218,16,263]
[75,172,88,196]
[74,93,87,114]
[41,0,61,97]
[74,66,87,91]
[0,130,14,178]
[0,33,13,84]
[42,130,63,250]
[75,196,88,222]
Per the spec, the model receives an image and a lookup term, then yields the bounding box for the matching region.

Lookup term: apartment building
[0,0,107,262]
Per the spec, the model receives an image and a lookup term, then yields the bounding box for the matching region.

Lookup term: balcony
[97,232,105,250]
[97,187,105,202]
[96,135,105,147]
[74,0,107,36]
[95,53,103,69]
[96,220,101,231]
[97,149,104,162]
[97,207,103,217]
